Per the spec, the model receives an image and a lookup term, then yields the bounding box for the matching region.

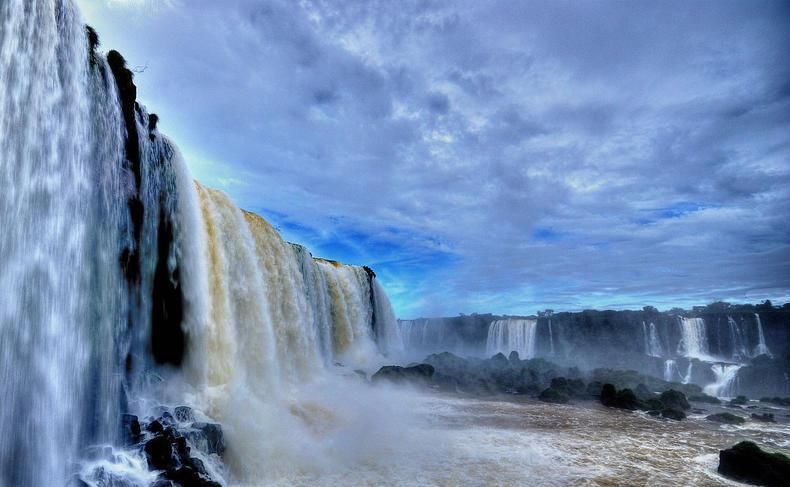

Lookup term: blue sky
[77,0,790,317]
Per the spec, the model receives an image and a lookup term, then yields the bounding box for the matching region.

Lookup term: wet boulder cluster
[122,406,224,487]
[599,384,690,420]
[718,441,790,486]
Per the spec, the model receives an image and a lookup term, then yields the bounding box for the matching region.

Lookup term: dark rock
[174,406,195,423]
[751,413,776,423]
[707,413,746,425]
[643,398,664,411]
[508,351,520,362]
[164,466,222,487]
[586,381,603,398]
[730,395,749,406]
[144,436,174,470]
[151,481,175,487]
[187,422,226,456]
[121,414,141,444]
[760,396,790,406]
[661,408,686,421]
[647,410,661,416]
[718,441,790,486]
[634,383,653,400]
[600,384,641,410]
[371,364,435,385]
[538,387,569,404]
[659,390,691,411]
[689,394,720,404]
[147,420,164,434]
[600,383,617,406]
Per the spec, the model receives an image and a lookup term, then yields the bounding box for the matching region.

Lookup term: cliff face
[400,307,790,397]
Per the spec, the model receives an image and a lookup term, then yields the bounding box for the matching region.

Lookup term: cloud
[77,0,790,316]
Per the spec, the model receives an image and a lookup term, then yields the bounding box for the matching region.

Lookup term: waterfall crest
[486,319,539,359]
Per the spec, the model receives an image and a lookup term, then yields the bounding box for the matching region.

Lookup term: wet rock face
[121,408,225,487]
[659,390,691,411]
[718,441,790,486]
[372,364,435,385]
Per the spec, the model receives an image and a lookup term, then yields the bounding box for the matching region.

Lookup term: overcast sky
[77,0,790,317]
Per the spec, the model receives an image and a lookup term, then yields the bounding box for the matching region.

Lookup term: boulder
[187,422,226,456]
[600,384,641,410]
[634,383,654,400]
[144,436,174,470]
[372,364,435,385]
[707,413,746,425]
[751,413,776,423]
[661,408,686,421]
[730,395,749,406]
[718,441,790,486]
[659,390,690,411]
[538,387,569,404]
[121,414,141,445]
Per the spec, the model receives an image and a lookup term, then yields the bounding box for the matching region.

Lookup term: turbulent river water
[275,387,789,487]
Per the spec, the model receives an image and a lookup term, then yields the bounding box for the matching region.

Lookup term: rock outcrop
[718,441,790,486]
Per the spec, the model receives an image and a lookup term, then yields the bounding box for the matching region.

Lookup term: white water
[486,318,539,359]
[547,318,555,355]
[703,364,743,397]
[643,321,663,357]
[664,359,680,382]
[677,317,710,360]
[727,316,749,361]
[682,362,694,384]
[0,1,131,483]
[754,313,772,357]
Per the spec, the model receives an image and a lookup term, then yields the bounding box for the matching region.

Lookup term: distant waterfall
[486,319,538,359]
[703,364,742,397]
[682,362,694,384]
[664,360,680,382]
[677,317,710,360]
[754,313,771,357]
[547,318,555,355]
[642,322,663,357]
[399,319,431,349]
[727,316,749,361]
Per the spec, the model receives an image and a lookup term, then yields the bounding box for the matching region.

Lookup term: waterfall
[0,1,131,483]
[547,318,555,355]
[753,313,771,357]
[643,322,663,357]
[486,319,538,359]
[682,362,694,384]
[0,2,403,483]
[727,316,749,361]
[677,317,710,360]
[703,364,742,398]
[663,360,680,382]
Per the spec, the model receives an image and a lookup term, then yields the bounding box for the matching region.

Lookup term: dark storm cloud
[79,0,790,316]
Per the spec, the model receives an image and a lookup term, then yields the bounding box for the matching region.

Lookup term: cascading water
[0,2,403,483]
[486,319,538,359]
[727,316,749,361]
[0,1,131,483]
[677,317,710,360]
[663,360,680,382]
[547,318,555,355]
[642,322,663,357]
[703,364,743,398]
[754,313,771,357]
[682,362,694,385]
